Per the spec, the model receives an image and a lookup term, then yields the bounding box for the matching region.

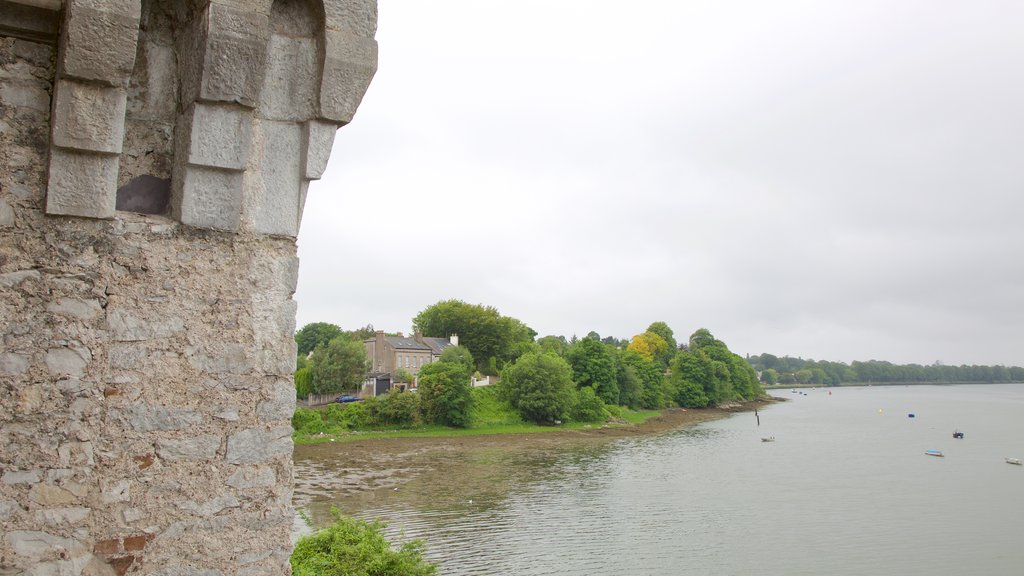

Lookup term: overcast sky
[295,0,1024,367]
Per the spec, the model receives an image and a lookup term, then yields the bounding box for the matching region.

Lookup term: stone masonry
[1,0,376,574]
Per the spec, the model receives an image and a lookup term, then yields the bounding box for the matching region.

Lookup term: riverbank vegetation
[291,511,436,576]
[293,308,766,443]
[748,353,1024,386]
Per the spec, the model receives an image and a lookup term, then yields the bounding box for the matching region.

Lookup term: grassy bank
[293,386,665,445]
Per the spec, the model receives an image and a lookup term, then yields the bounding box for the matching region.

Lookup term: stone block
[176,166,243,231]
[257,36,318,122]
[0,82,51,114]
[319,31,377,124]
[181,103,253,170]
[107,308,185,341]
[46,298,102,321]
[225,427,292,464]
[303,120,338,180]
[296,181,308,232]
[179,3,268,107]
[6,530,86,561]
[100,479,130,504]
[0,199,14,227]
[2,470,41,484]
[60,2,140,85]
[175,495,240,517]
[189,344,253,375]
[247,120,301,237]
[0,353,31,376]
[0,269,41,288]
[156,435,220,461]
[225,466,275,490]
[112,404,203,433]
[256,381,295,422]
[29,485,79,506]
[0,499,21,521]
[46,148,119,219]
[52,80,127,153]
[35,506,90,526]
[45,347,91,377]
[324,0,378,37]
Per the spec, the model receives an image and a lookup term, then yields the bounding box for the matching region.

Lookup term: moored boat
[953,430,964,439]
[1006,457,1022,466]
[925,450,944,457]
[761,436,775,442]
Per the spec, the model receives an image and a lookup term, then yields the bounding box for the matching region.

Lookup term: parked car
[335,395,362,403]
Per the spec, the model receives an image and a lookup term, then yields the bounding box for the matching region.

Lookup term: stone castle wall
[0,1,376,574]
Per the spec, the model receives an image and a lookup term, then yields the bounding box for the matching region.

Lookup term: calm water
[293,384,1024,575]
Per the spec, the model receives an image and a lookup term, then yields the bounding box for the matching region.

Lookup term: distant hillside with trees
[747,354,1024,386]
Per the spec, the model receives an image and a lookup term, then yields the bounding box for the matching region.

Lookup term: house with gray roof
[363,330,458,394]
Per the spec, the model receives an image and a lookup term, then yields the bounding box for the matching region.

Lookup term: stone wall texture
[1,1,376,574]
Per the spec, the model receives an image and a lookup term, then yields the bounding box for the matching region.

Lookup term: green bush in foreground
[292,407,326,434]
[292,511,437,576]
[571,386,610,423]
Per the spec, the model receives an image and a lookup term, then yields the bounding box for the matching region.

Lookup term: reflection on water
[294,385,1024,575]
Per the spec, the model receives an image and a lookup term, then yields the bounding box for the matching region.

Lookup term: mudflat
[293,399,777,502]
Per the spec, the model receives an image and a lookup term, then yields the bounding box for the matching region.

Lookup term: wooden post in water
[755,407,760,426]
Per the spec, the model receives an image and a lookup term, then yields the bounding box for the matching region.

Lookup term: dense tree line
[293,303,765,423]
[497,324,764,423]
[748,353,1024,386]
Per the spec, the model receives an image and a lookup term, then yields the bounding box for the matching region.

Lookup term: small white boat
[761,436,775,443]
[925,450,944,457]
[1006,458,1022,466]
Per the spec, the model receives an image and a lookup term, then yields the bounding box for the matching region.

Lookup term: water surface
[294,384,1024,575]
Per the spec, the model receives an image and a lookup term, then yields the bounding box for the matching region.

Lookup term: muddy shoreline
[293,398,780,506]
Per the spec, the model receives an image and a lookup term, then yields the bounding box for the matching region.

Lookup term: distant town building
[363,331,459,395]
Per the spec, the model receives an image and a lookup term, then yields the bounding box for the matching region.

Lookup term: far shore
[294,396,781,448]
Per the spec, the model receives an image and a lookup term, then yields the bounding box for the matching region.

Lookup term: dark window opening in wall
[116,174,170,215]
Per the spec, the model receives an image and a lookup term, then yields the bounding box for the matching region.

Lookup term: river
[293,384,1024,575]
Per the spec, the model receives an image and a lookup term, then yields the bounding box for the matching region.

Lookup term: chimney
[414,331,423,343]
[450,333,459,347]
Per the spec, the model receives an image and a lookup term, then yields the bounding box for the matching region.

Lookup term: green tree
[294,367,313,398]
[646,321,678,365]
[537,335,569,356]
[308,337,371,395]
[417,361,473,428]
[627,331,669,364]
[499,352,577,423]
[571,386,610,422]
[412,300,536,374]
[619,349,668,409]
[295,322,344,357]
[291,510,436,576]
[615,362,642,409]
[566,337,619,405]
[439,345,475,375]
[393,368,414,384]
[761,368,779,385]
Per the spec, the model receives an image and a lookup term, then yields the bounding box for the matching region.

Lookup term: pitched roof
[384,336,431,351]
[420,337,454,355]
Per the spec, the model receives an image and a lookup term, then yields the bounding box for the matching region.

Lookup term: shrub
[323,403,347,426]
[339,401,370,429]
[367,390,420,427]
[571,386,610,423]
[499,352,576,424]
[417,362,473,428]
[294,367,313,398]
[292,408,325,434]
[291,510,437,576]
